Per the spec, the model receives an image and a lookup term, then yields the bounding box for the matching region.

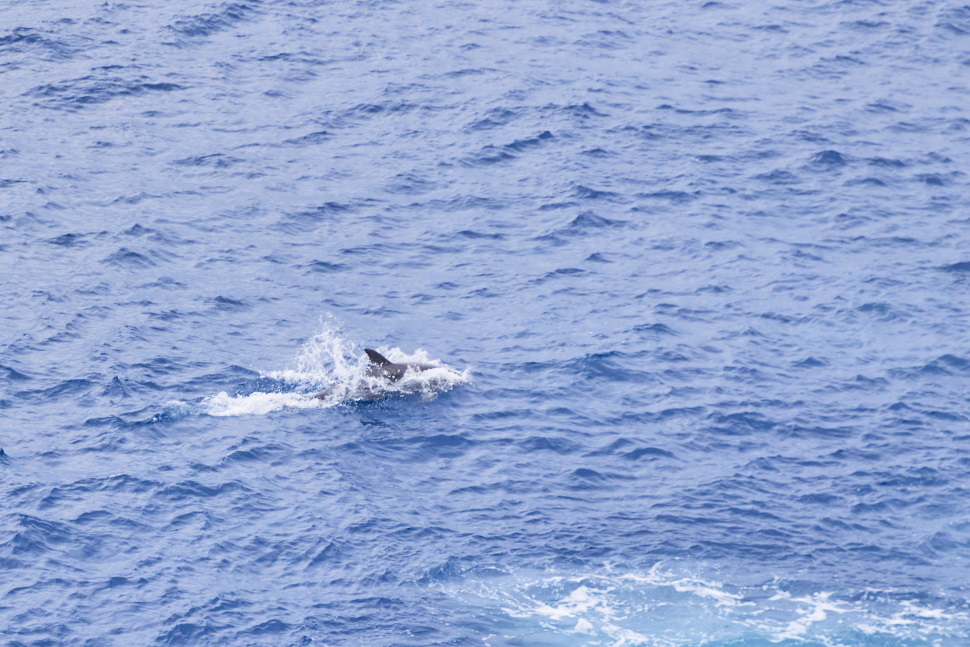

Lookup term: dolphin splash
[314,347,462,402]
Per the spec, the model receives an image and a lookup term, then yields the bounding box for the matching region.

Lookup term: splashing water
[201,321,470,416]
[267,316,361,386]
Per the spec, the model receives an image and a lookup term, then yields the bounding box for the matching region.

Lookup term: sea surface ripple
[2,0,970,645]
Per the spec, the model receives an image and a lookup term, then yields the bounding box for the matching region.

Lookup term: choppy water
[3,0,970,645]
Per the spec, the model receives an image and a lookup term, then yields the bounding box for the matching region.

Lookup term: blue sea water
[2,0,970,644]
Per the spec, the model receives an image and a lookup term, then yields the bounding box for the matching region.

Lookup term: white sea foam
[444,566,970,647]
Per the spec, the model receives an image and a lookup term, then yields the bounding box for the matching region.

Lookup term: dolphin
[314,348,438,400]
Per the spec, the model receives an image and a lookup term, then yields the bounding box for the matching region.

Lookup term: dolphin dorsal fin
[364,348,392,366]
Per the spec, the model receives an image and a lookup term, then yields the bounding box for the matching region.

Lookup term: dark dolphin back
[364,348,407,380]
[364,348,434,381]
[364,349,392,366]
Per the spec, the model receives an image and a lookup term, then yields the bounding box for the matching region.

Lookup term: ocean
[2,0,970,644]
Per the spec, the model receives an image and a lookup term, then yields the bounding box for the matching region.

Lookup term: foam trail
[202,392,325,417]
